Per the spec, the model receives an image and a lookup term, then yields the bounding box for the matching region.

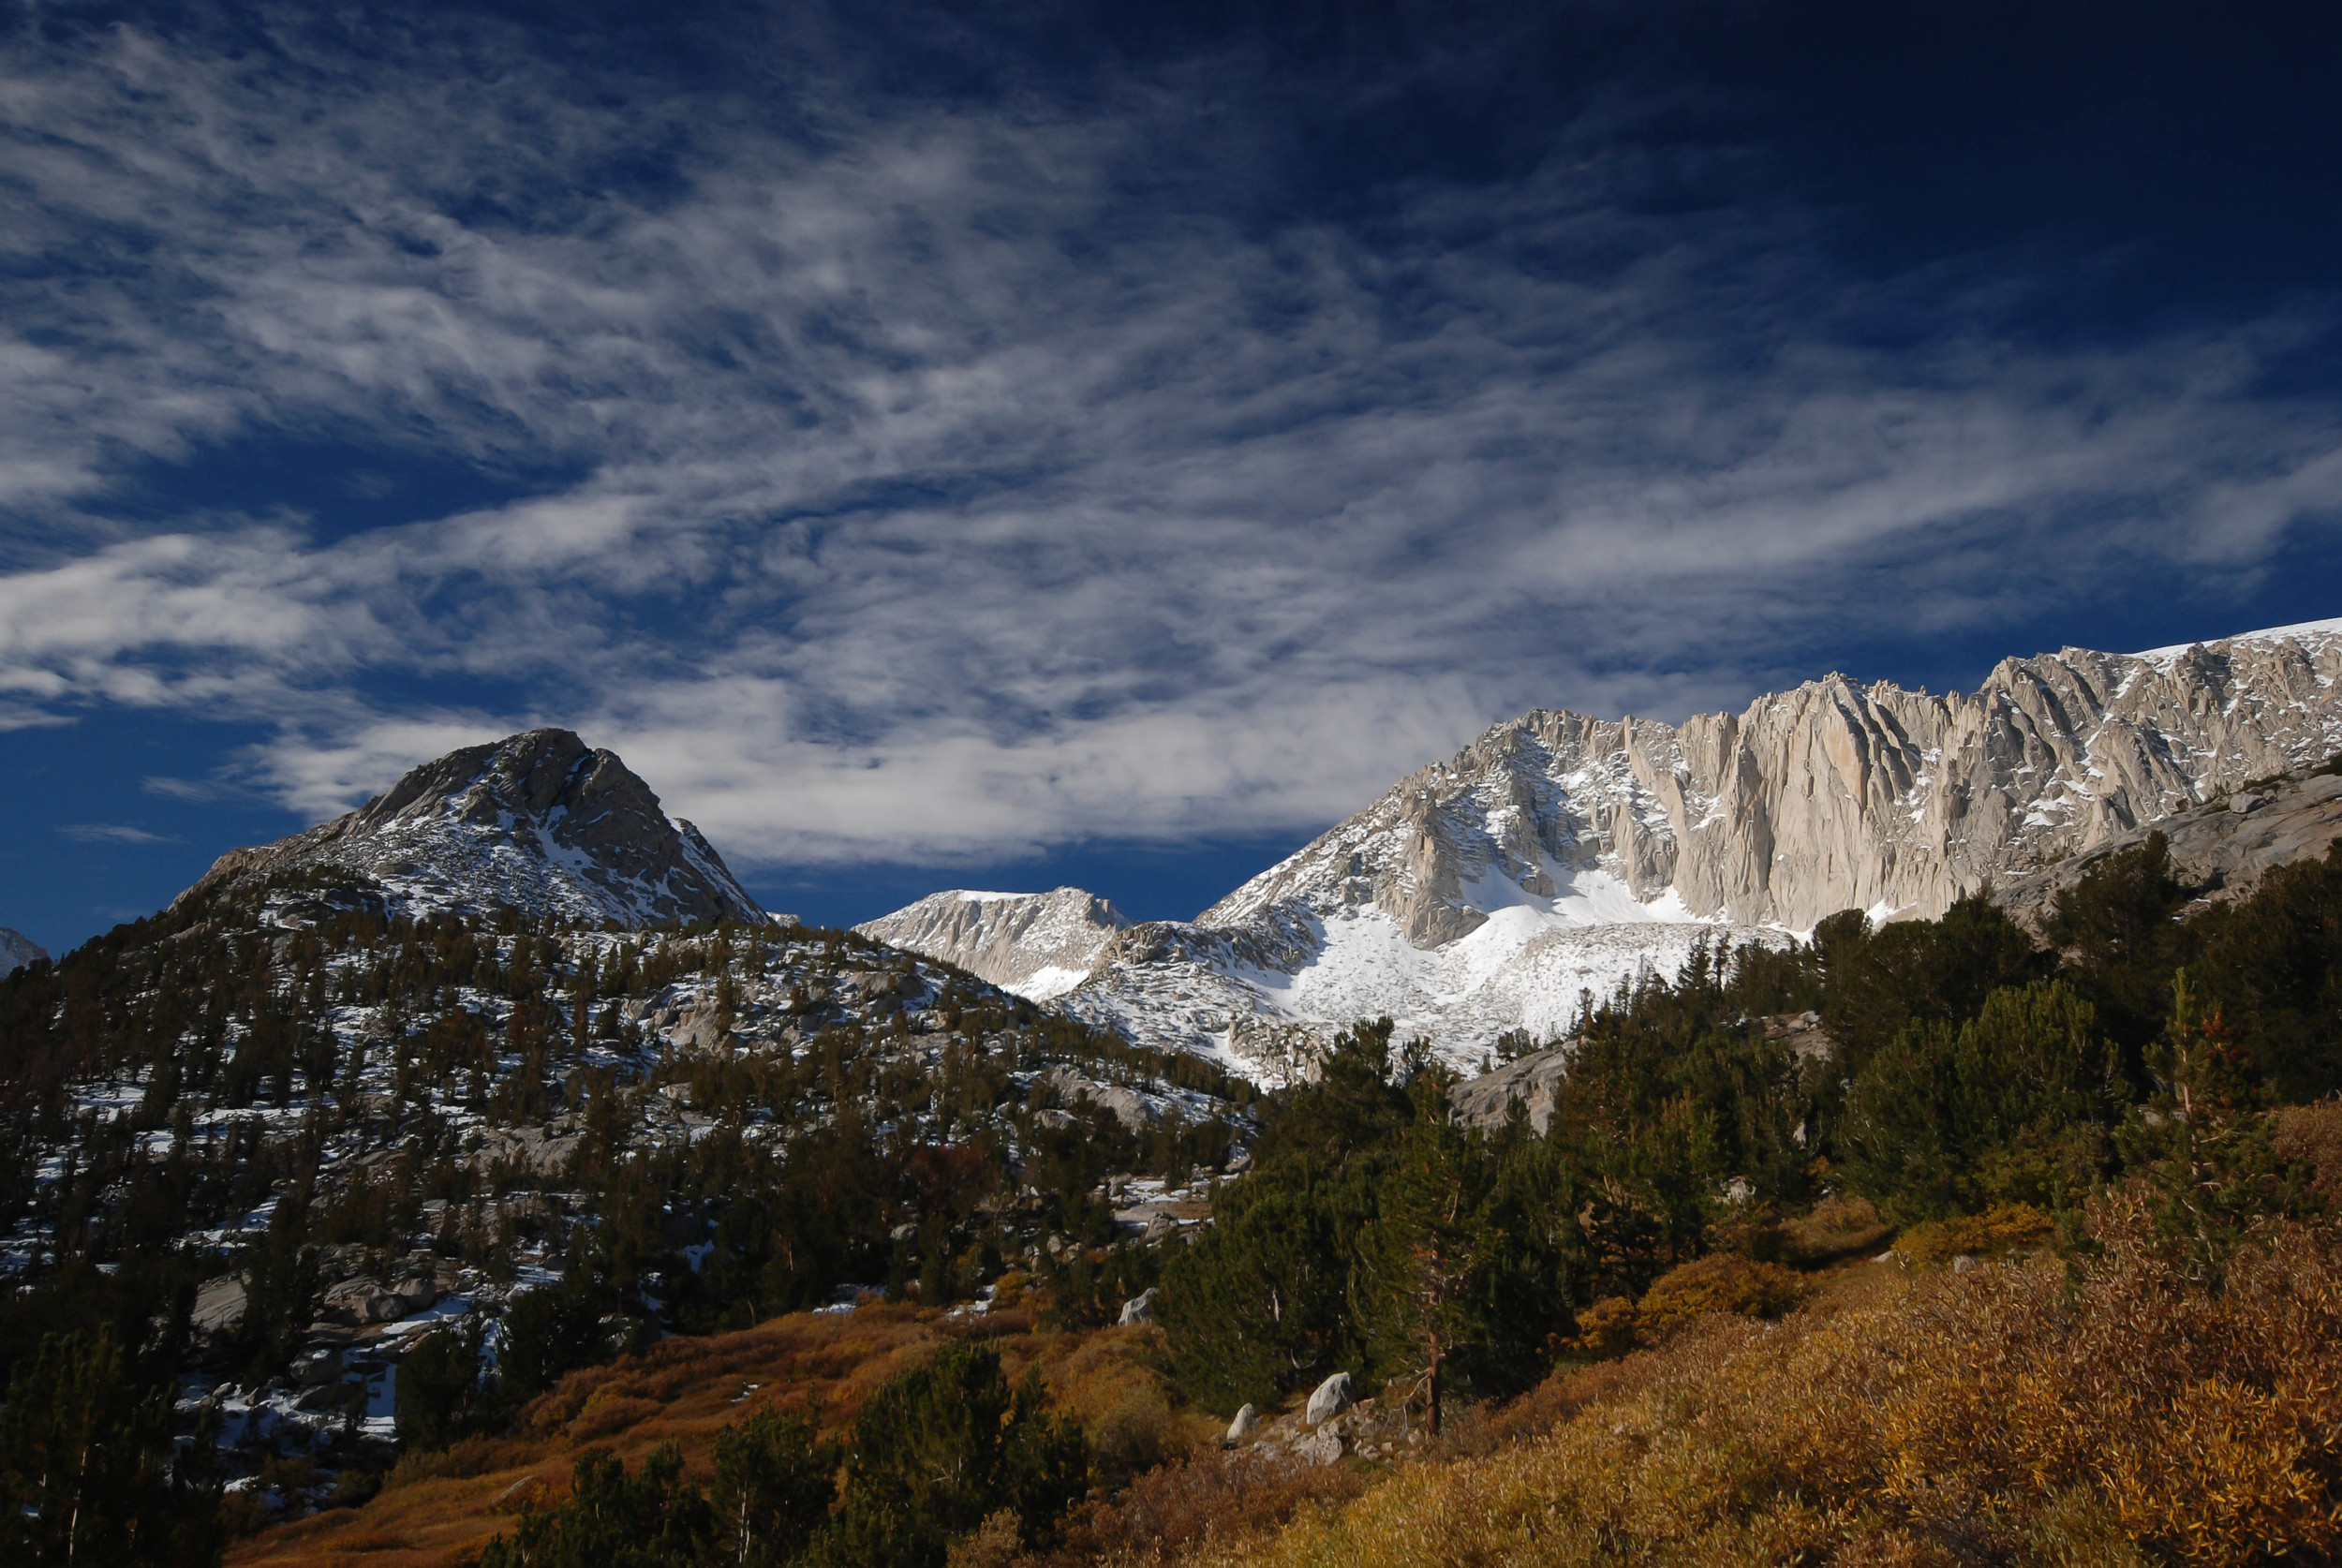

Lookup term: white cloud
[0,11,2336,869]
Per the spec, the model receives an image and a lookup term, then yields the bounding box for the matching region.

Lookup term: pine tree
[0,1329,223,1565]
[1358,1072,1495,1436]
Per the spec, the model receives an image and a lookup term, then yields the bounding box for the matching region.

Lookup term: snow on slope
[855,888,1132,1000]
[1060,862,1775,1076]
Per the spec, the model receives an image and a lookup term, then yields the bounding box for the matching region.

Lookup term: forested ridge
[4,798,2341,1565]
[0,865,1243,1562]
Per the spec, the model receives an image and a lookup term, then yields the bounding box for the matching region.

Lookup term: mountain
[0,731,1249,1524]
[0,926,46,978]
[183,728,769,928]
[853,888,1133,1000]
[948,618,2342,1069]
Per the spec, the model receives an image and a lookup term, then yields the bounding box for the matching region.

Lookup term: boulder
[291,1348,343,1388]
[1304,1371,1356,1427]
[1117,1287,1158,1327]
[191,1275,247,1339]
[1294,1425,1344,1466]
[1037,1067,1158,1133]
[322,1276,422,1325]
[1224,1403,1258,1444]
[389,1274,439,1314]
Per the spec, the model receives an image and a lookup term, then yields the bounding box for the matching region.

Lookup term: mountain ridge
[867,617,2342,1070]
[852,887,1131,1000]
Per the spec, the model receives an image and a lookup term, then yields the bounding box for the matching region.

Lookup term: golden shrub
[1891,1200,2056,1266]
[1632,1253,1806,1344]
[1565,1294,1638,1359]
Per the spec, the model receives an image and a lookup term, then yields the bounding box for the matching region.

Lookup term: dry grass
[1149,1192,2342,1568]
[230,1309,1205,1568]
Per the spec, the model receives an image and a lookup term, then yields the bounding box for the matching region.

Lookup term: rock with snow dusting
[0,927,47,978]
[179,729,767,929]
[190,1275,247,1339]
[1999,766,2342,929]
[1039,1065,1159,1132]
[855,887,1131,1000]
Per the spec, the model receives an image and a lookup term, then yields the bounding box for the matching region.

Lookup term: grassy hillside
[232,1305,1209,1568]
[1020,1190,2342,1568]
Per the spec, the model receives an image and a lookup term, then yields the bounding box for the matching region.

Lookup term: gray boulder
[1294,1425,1345,1466]
[291,1347,343,1387]
[1304,1370,1356,1427]
[190,1275,247,1339]
[1224,1403,1258,1443]
[1117,1287,1158,1326]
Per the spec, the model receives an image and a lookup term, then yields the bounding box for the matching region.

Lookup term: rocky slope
[0,926,47,978]
[855,888,1132,1000]
[1018,619,2342,1069]
[0,732,1249,1524]
[1999,760,2342,928]
[182,728,769,928]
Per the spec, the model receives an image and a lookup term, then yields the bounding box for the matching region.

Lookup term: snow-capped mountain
[978,618,2342,1071]
[182,728,769,928]
[854,888,1131,1000]
[0,927,47,978]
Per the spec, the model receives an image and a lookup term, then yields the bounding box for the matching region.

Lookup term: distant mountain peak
[0,927,47,978]
[185,729,768,928]
[855,887,1130,1000]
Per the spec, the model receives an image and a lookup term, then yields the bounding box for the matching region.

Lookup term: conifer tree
[1358,1070,1494,1436]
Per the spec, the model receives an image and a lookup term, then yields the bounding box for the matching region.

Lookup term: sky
[3,0,2340,954]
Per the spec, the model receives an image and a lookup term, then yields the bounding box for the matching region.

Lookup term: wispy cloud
[0,8,2336,867]
[57,822,176,845]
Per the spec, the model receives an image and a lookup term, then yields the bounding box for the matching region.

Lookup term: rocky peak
[184,729,767,928]
[855,888,1131,1000]
[0,927,48,978]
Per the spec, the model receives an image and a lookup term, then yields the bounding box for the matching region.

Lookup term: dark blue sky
[3,0,2339,954]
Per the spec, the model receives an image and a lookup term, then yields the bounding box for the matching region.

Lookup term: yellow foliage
[1632,1253,1806,1344]
[1893,1201,2056,1265]
[1566,1295,1638,1359]
[1163,1194,2342,1568]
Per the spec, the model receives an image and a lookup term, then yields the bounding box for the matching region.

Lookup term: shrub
[1632,1254,1805,1344]
[1892,1201,2056,1267]
[1566,1296,1638,1359]
[2272,1102,2342,1201]
[1780,1194,1890,1264]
